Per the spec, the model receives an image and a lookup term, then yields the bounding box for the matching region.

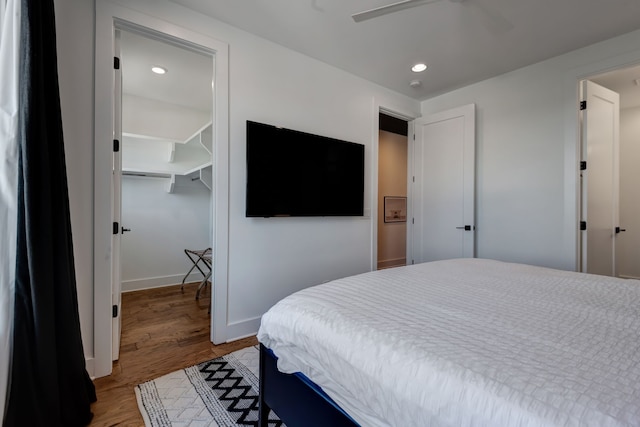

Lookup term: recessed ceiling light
[151,66,167,75]
[412,63,427,73]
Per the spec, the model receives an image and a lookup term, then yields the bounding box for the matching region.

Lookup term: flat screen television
[246,120,365,217]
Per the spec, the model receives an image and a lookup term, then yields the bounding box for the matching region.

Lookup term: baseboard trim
[619,274,640,280]
[122,273,205,292]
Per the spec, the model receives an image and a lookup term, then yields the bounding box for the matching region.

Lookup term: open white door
[412,104,475,263]
[111,29,123,361]
[580,80,620,277]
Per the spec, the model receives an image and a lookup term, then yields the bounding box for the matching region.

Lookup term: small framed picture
[384,196,407,223]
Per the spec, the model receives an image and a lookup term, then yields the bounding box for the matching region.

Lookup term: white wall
[420,29,640,271]
[618,107,640,279]
[215,14,418,335]
[121,175,211,291]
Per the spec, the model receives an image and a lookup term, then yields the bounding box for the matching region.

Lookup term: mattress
[257,259,640,427]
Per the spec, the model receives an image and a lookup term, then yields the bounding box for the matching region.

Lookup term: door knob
[456,225,473,231]
[121,227,131,234]
[615,227,626,234]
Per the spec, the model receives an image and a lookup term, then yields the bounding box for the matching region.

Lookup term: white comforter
[257,259,640,427]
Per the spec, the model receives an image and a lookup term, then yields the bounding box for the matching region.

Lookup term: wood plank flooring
[90,282,257,426]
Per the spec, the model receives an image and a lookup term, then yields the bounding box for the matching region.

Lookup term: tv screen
[246,120,364,217]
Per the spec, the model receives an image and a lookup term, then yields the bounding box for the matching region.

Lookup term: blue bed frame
[258,344,360,427]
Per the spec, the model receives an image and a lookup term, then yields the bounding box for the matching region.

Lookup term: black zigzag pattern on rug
[199,358,283,427]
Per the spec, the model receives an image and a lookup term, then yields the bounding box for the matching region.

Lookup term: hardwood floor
[90,282,257,427]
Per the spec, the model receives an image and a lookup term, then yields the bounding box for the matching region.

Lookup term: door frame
[370,99,420,271]
[94,0,229,378]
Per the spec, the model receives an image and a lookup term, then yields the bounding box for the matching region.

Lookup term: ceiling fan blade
[352,0,442,22]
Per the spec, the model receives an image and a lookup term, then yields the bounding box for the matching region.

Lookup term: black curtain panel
[3,0,96,426]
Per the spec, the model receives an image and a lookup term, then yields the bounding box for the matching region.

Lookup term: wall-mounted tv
[246,120,364,217]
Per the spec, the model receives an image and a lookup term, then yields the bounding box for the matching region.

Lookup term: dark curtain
[3,0,97,426]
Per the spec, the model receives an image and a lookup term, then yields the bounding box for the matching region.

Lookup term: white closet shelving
[123,122,212,193]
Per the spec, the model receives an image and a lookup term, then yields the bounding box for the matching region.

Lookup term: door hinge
[412,218,414,224]
[580,161,586,171]
[580,221,586,231]
[413,134,415,140]
[580,100,587,110]
[412,176,415,183]
[113,139,120,152]
[114,56,120,70]
[112,304,118,318]
[113,221,119,235]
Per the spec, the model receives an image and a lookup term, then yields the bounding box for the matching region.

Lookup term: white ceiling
[169,0,640,101]
[120,30,212,111]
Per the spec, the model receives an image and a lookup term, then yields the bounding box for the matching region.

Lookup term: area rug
[135,345,284,427]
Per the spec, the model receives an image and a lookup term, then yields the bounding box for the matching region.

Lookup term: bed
[256,258,640,427]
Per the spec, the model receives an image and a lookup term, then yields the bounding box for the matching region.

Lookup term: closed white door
[412,104,475,263]
[581,80,620,276]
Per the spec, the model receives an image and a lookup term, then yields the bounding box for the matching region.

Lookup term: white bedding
[257,259,640,427]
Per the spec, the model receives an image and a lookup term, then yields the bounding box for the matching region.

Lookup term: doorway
[377,114,409,269]
[118,30,213,293]
[580,64,640,279]
[115,28,214,360]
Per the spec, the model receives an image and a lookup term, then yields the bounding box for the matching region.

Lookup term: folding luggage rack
[180,248,212,300]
